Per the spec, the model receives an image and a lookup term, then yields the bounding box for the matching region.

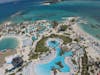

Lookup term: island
[0,17,100,75]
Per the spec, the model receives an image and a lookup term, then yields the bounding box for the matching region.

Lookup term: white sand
[22,62,36,75]
[72,23,100,44]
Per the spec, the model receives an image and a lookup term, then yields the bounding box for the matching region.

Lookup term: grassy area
[50,34,72,44]
[35,37,49,53]
[36,34,72,50]
[29,34,72,60]
[29,53,39,59]
[29,37,49,59]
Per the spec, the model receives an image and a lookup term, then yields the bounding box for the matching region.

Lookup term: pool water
[32,36,37,41]
[34,39,73,75]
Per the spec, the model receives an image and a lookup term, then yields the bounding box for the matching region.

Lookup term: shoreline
[0,16,99,75]
[79,24,100,43]
[73,23,100,44]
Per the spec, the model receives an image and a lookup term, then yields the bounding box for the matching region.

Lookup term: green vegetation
[56,61,64,68]
[51,67,57,75]
[71,59,77,65]
[29,34,72,60]
[59,50,65,56]
[9,73,15,75]
[70,18,76,22]
[35,37,49,53]
[90,69,94,74]
[59,25,68,31]
[29,53,39,59]
[74,38,80,42]
[29,37,49,59]
[81,50,89,75]
[50,34,72,44]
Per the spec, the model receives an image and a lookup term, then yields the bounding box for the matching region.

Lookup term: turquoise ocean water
[0,1,100,40]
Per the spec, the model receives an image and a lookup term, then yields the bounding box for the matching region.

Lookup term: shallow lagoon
[0,37,18,51]
[34,39,73,75]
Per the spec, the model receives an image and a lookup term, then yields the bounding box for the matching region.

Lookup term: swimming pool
[34,38,73,75]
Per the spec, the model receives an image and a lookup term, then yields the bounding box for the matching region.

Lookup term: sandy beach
[0,16,99,75]
[73,22,100,44]
[72,22,100,59]
[22,62,37,75]
[0,49,17,67]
